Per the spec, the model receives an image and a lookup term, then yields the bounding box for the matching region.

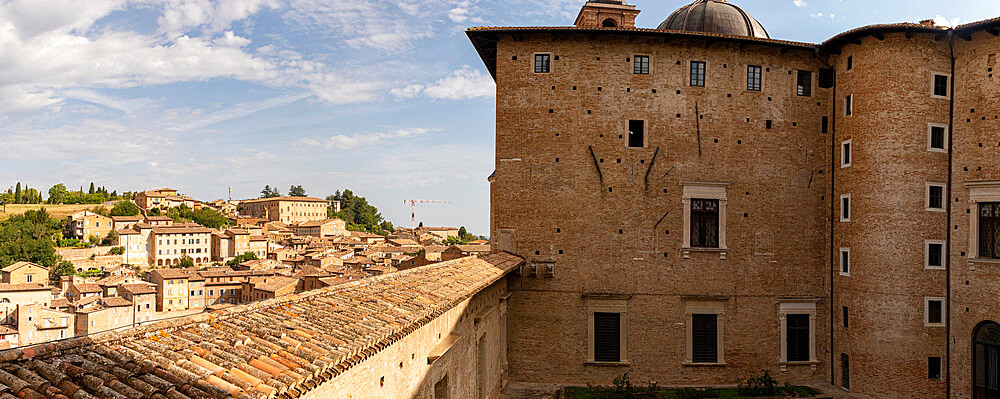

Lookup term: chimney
[574,1,640,29]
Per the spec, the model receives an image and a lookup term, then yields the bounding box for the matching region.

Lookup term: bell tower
[574,0,640,29]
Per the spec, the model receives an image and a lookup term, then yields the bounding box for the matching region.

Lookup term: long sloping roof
[0,252,523,398]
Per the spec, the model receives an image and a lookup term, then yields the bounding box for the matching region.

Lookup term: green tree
[101,230,118,246]
[109,201,141,216]
[177,255,194,268]
[227,251,259,267]
[0,209,61,267]
[14,182,21,204]
[88,182,95,194]
[191,207,230,228]
[148,208,162,216]
[108,246,124,255]
[47,184,68,204]
[261,185,281,198]
[49,261,76,279]
[288,185,306,197]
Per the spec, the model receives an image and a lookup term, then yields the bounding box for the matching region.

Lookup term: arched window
[157,260,163,266]
[975,321,1000,398]
[602,18,618,28]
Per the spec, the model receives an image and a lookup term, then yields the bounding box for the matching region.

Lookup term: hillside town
[0,187,487,350]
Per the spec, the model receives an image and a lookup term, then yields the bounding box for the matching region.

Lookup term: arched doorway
[975,321,1000,399]
[601,18,617,27]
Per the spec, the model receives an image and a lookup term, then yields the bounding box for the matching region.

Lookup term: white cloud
[392,66,494,100]
[810,12,823,18]
[0,86,61,114]
[794,0,807,7]
[296,128,429,150]
[933,15,960,27]
[283,0,435,52]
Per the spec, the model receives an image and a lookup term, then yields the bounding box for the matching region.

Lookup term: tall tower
[573,0,639,28]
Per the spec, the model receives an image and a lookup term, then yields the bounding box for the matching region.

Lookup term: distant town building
[134,188,197,210]
[64,211,112,241]
[0,262,48,286]
[237,196,330,224]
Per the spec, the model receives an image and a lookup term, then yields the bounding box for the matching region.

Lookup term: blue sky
[1,0,999,235]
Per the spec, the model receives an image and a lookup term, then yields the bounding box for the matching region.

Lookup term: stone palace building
[470,0,1000,398]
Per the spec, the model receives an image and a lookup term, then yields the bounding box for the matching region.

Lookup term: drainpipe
[829,62,839,387]
[945,30,956,398]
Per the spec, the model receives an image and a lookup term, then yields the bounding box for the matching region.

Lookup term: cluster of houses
[0,188,487,349]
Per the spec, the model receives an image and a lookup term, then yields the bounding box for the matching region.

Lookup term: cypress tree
[14,183,20,204]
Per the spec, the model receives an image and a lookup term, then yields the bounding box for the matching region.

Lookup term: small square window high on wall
[797,70,812,97]
[534,54,551,74]
[747,65,762,91]
[690,61,706,87]
[633,55,649,74]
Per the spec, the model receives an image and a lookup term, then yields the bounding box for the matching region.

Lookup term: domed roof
[658,0,769,39]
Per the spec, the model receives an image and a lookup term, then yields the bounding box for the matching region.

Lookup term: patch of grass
[564,386,820,399]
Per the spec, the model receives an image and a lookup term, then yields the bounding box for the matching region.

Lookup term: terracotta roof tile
[0,253,522,398]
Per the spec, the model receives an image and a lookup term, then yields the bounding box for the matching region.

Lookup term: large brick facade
[470,1,1000,398]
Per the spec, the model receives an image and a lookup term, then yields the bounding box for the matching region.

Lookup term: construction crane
[404,200,452,229]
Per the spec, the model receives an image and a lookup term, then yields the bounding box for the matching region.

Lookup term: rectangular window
[747,65,762,91]
[841,140,852,167]
[25,274,32,283]
[796,70,812,97]
[925,298,945,326]
[929,125,947,151]
[692,314,718,363]
[933,74,950,98]
[927,184,945,211]
[926,241,945,270]
[846,56,853,71]
[633,55,649,74]
[593,312,621,362]
[840,248,850,276]
[842,306,849,328]
[929,357,942,379]
[841,353,851,389]
[981,203,1000,259]
[690,61,706,87]
[786,314,810,362]
[840,195,851,222]
[690,199,720,248]
[822,116,829,134]
[845,95,853,116]
[628,120,644,148]
[819,68,834,88]
[534,54,550,74]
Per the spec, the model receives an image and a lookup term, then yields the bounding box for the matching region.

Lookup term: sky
[2,0,1000,235]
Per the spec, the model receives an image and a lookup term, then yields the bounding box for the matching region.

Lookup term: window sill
[682,362,727,367]
[682,247,728,260]
[584,361,631,367]
[969,258,1000,264]
[779,360,820,366]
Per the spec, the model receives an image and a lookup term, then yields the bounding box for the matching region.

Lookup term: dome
[658,0,769,39]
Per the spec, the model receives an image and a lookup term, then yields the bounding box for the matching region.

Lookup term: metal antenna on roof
[403,200,452,229]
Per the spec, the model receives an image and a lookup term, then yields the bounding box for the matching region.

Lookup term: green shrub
[108,246,124,255]
[737,370,778,396]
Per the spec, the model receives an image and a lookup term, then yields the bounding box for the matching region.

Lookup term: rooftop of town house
[239,196,329,204]
[0,253,523,398]
[119,284,157,296]
[0,262,44,273]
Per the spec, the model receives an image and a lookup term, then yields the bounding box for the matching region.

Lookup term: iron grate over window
[797,70,812,97]
[690,199,719,248]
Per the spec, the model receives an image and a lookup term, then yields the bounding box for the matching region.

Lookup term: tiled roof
[117,228,140,235]
[73,284,103,293]
[152,226,213,234]
[102,297,133,307]
[0,283,51,293]
[453,244,492,253]
[240,196,329,204]
[111,216,142,222]
[0,253,522,398]
[251,277,299,293]
[120,284,157,295]
[294,219,342,228]
[151,269,195,280]
[0,262,43,273]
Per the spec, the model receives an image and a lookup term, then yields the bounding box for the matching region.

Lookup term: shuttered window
[796,70,812,97]
[692,314,718,363]
[594,312,620,362]
[786,314,810,362]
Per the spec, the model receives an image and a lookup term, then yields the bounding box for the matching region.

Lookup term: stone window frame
[794,69,813,98]
[924,297,946,327]
[964,181,1000,261]
[680,182,730,260]
[844,94,853,116]
[840,194,851,222]
[683,297,726,366]
[778,300,820,369]
[688,60,707,87]
[925,239,946,270]
[841,139,852,168]
[927,123,949,153]
[930,71,952,100]
[839,248,850,276]
[926,182,947,212]
[584,295,629,365]
[746,64,763,92]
